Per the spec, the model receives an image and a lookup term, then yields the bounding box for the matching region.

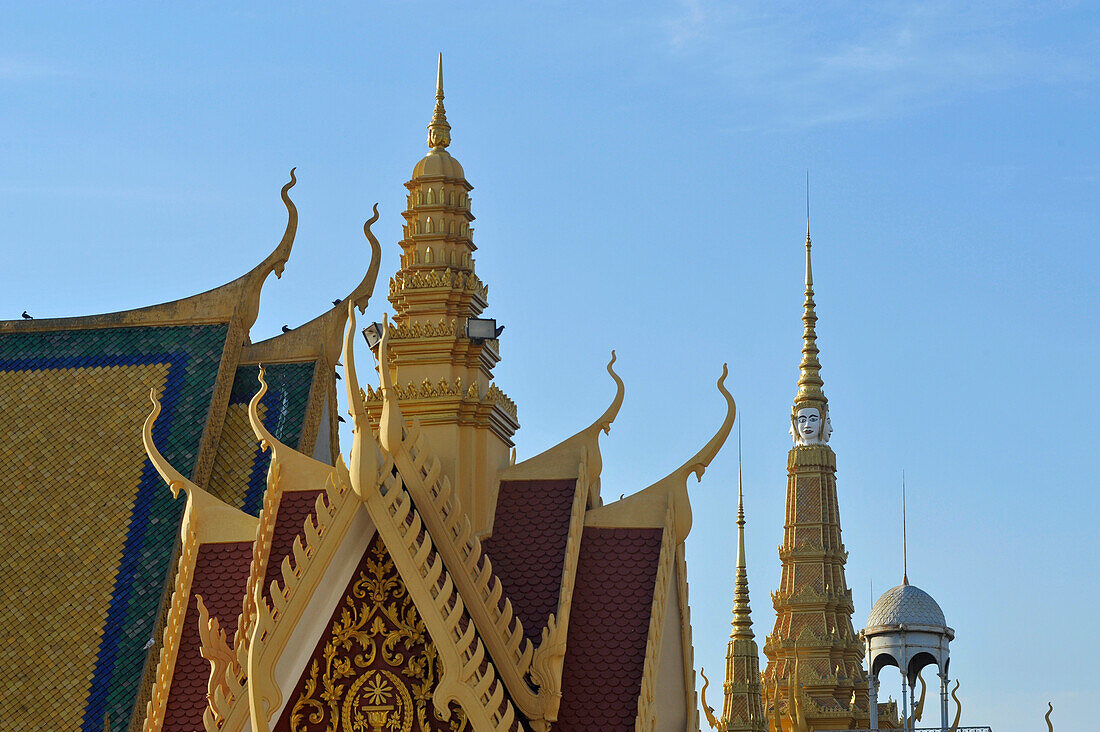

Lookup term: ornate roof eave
[243,205,383,368]
[1,170,299,335]
[197,366,363,732]
[498,351,624,507]
[585,365,736,543]
[140,390,258,732]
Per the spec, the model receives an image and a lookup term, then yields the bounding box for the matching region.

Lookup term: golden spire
[795,183,826,412]
[731,419,754,639]
[427,52,451,150]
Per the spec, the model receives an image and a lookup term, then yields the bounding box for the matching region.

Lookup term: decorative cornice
[389,267,488,298]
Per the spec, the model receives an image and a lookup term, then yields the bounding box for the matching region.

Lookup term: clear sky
[2,3,1096,730]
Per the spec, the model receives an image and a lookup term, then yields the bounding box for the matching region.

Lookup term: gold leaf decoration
[273,536,468,732]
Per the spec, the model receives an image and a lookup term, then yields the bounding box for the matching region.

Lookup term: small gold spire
[427,52,451,150]
[795,202,826,412]
[731,419,754,639]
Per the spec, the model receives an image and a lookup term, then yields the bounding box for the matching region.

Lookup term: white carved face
[796,407,821,442]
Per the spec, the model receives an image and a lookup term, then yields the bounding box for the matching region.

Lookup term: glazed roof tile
[481,479,576,645]
[0,323,230,732]
[556,526,664,731]
[162,540,253,731]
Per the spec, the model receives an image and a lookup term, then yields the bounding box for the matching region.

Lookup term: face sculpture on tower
[790,406,832,446]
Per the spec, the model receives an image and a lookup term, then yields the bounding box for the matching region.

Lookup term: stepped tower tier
[367,54,518,535]
[761,224,869,731]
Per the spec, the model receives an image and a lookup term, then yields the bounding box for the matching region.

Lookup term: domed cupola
[867,582,948,630]
[862,578,955,731]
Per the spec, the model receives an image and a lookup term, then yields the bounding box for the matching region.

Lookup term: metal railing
[842,728,992,732]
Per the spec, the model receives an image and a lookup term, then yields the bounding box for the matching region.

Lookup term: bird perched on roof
[337,415,346,423]
[21,310,32,319]
[332,298,342,306]
[281,325,290,333]
[334,371,342,380]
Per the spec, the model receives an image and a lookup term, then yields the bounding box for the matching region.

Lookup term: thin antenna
[902,470,909,585]
[738,415,743,492]
[806,169,810,231]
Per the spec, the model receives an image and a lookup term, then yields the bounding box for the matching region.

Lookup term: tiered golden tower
[714,447,767,732]
[366,54,518,534]
[760,225,869,731]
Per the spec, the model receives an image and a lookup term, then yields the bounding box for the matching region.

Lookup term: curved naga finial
[248,366,275,455]
[144,388,257,542]
[499,350,624,502]
[677,364,736,483]
[235,169,299,332]
[143,389,192,499]
[949,679,961,732]
[343,301,380,496]
[247,365,334,491]
[258,168,298,280]
[1046,701,1054,732]
[347,204,382,313]
[699,668,721,730]
[594,350,625,435]
[586,364,736,541]
[377,314,404,453]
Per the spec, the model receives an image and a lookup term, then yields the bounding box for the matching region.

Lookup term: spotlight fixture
[465,317,504,342]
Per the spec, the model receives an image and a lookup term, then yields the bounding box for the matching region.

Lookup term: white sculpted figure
[790,406,832,445]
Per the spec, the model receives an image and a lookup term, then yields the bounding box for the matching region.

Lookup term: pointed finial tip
[427,53,451,150]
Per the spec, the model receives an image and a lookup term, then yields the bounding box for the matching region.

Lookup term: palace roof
[1,58,735,732]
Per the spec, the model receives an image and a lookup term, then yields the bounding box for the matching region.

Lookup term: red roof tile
[482,479,576,645]
[555,527,664,732]
[263,489,322,598]
[162,540,253,732]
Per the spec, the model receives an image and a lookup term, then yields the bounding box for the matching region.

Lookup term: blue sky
[1,3,1096,730]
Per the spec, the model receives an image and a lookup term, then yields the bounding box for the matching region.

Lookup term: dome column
[868,672,879,731]
[938,667,949,732]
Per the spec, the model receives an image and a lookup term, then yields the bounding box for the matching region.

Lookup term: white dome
[867,583,946,628]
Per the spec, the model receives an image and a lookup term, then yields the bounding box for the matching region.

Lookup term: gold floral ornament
[279,537,467,732]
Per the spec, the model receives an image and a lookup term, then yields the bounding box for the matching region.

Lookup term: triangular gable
[271,533,470,731]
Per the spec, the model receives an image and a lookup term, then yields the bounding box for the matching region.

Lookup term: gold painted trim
[140,391,259,732]
[634,505,677,732]
[2,171,298,334]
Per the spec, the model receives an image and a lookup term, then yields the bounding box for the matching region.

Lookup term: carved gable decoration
[273,534,468,732]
